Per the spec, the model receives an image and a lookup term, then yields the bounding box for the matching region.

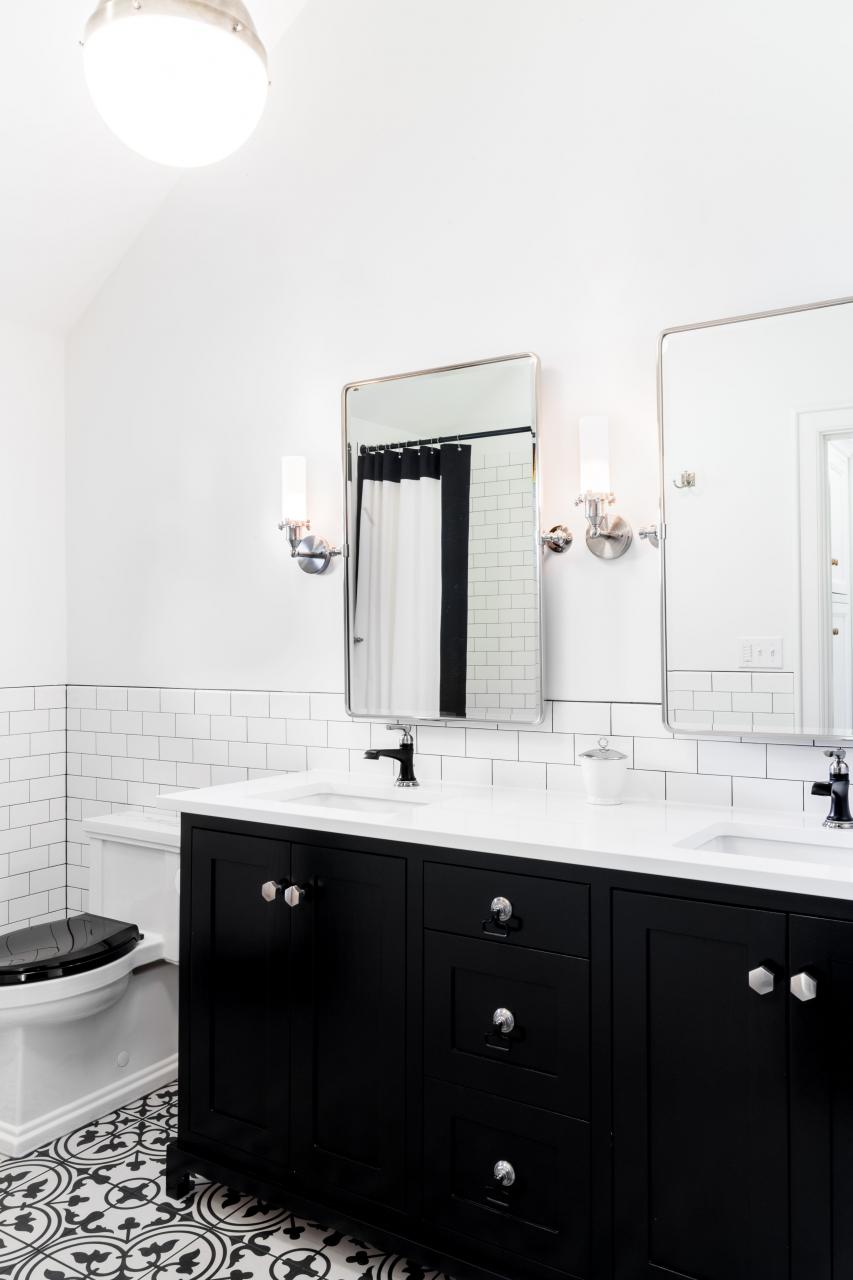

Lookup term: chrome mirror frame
[341,352,545,728]
[658,293,853,737]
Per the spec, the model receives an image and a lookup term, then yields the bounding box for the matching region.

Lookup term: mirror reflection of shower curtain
[351,445,471,719]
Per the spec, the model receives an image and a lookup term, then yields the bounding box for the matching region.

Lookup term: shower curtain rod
[358,425,533,454]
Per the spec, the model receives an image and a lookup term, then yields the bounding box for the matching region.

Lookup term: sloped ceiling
[0,0,307,333]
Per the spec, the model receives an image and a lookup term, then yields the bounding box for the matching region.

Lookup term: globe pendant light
[82,0,269,168]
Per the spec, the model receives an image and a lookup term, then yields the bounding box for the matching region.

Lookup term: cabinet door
[290,844,406,1208]
[613,892,788,1280]
[790,914,853,1280]
[184,825,291,1166]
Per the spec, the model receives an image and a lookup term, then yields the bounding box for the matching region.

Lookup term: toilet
[0,811,180,1156]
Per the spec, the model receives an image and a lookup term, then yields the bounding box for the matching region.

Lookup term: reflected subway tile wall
[466,446,539,720]
[667,670,796,733]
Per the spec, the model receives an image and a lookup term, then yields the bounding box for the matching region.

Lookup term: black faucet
[364,726,418,787]
[811,747,853,829]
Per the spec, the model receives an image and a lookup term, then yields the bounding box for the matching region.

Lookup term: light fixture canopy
[82,0,269,168]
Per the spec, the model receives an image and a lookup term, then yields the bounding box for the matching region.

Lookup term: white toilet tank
[83,812,180,962]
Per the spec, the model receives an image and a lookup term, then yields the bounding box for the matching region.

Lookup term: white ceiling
[0,1,307,334]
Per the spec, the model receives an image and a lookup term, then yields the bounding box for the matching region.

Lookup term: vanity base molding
[170,813,853,1280]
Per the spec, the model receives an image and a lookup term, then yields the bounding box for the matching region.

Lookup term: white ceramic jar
[578,737,628,805]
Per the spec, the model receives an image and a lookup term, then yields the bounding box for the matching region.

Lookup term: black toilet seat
[0,914,141,985]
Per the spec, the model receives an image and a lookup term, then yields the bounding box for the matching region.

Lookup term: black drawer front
[424,1079,590,1277]
[424,931,589,1117]
[424,863,589,956]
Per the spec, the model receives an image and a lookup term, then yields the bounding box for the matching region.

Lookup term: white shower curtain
[351,448,443,719]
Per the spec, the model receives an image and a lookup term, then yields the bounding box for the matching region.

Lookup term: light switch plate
[739,637,783,669]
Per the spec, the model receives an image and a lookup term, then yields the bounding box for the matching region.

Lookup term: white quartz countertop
[156,769,853,901]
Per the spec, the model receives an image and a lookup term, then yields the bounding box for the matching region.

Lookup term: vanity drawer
[424,931,589,1117]
[423,1079,590,1278]
[424,863,589,957]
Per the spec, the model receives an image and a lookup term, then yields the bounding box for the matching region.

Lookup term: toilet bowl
[0,811,180,1156]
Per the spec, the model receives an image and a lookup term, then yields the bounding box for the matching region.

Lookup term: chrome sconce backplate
[278,521,341,575]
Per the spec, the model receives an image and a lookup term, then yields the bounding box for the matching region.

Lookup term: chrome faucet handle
[824,747,849,773]
[384,723,414,745]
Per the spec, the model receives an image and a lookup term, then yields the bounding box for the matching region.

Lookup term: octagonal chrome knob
[493,1160,516,1188]
[492,1008,515,1035]
[284,884,306,908]
[261,880,284,903]
[790,970,818,1002]
[490,896,513,924]
[748,965,775,996]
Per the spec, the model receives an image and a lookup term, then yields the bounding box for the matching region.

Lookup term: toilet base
[0,956,178,1156]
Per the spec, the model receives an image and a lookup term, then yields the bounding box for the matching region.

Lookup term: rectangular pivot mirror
[660,296,853,738]
[343,353,543,725]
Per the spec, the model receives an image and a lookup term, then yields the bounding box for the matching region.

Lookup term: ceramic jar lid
[578,736,627,762]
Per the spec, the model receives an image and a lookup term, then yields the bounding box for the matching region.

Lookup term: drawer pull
[284,884,306,908]
[790,970,818,1002]
[482,896,514,938]
[493,1160,516,1188]
[748,964,775,996]
[490,896,513,923]
[261,880,285,903]
[492,1007,515,1035]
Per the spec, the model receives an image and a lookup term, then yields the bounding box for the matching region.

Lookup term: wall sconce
[278,456,341,574]
[575,416,633,559]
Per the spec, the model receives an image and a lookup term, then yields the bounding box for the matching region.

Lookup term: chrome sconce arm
[575,491,633,558]
[278,520,342,575]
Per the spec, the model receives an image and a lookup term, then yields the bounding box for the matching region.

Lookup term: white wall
[66,0,853,699]
[0,321,66,685]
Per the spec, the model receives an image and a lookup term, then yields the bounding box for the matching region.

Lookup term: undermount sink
[680,824,853,868]
[264,781,435,819]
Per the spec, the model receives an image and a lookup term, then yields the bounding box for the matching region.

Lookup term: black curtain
[439,444,471,718]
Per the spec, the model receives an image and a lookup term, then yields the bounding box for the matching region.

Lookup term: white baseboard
[0,1053,179,1158]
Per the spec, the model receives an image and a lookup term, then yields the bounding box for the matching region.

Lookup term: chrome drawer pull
[493,1160,516,1188]
[790,970,818,1002]
[492,1008,515,1035]
[748,965,775,996]
[490,896,513,923]
[261,880,285,903]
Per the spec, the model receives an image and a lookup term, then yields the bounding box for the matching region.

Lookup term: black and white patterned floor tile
[0,1083,452,1280]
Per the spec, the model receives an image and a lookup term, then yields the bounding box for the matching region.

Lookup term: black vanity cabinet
[175,821,407,1211]
[288,842,407,1207]
[184,825,293,1166]
[613,892,853,1280]
[612,893,789,1280]
[789,914,853,1280]
[169,814,853,1280]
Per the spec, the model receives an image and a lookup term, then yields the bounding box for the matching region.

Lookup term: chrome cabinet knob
[261,880,284,903]
[748,965,775,996]
[490,896,513,923]
[492,1008,515,1035]
[493,1160,516,1188]
[790,970,818,1002]
[284,884,306,908]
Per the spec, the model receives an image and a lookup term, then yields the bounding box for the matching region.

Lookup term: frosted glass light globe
[83,0,268,168]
